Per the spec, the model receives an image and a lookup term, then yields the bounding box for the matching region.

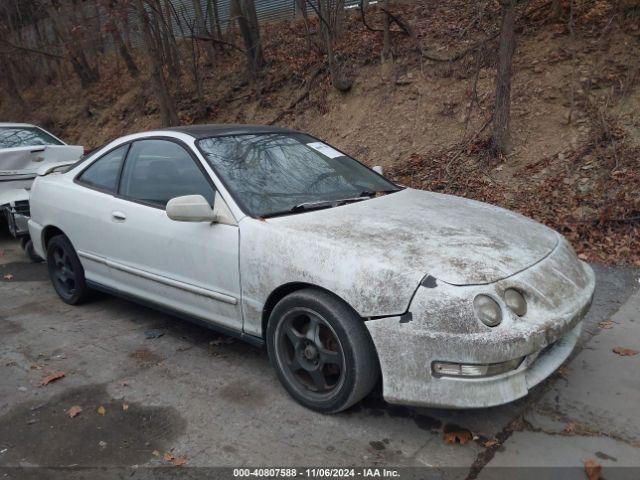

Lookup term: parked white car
[28,125,595,413]
[1,123,83,260]
[0,123,83,193]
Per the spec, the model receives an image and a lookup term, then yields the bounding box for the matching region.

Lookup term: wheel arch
[261,282,362,339]
[41,225,67,251]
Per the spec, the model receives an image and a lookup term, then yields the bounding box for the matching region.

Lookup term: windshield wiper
[359,188,402,197]
[290,195,371,212]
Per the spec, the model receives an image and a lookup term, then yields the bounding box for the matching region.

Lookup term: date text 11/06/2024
[233,468,400,478]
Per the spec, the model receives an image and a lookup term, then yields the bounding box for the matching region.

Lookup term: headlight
[473,295,502,327]
[504,289,527,316]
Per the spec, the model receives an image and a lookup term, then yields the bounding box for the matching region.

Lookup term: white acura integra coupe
[28,125,595,413]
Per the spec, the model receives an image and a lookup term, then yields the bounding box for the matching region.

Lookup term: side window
[77,145,127,192]
[119,139,215,208]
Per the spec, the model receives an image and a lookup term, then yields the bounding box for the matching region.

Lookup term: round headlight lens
[473,295,502,327]
[504,289,527,316]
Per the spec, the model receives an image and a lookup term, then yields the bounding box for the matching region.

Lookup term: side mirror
[166,195,216,222]
[372,165,384,175]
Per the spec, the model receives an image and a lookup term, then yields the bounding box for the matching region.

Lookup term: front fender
[239,217,424,336]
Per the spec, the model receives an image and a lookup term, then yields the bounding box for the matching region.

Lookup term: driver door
[104,138,242,331]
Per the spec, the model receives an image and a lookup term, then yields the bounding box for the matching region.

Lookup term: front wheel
[46,234,89,305]
[267,289,379,413]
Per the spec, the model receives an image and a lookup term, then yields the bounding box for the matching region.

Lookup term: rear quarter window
[76,145,128,193]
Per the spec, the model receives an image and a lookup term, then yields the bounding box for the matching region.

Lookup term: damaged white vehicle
[28,125,595,413]
[1,123,83,260]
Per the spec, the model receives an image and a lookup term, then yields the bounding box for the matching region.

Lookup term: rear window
[0,127,64,149]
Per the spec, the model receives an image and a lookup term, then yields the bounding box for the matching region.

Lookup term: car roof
[163,124,299,139]
[0,123,36,128]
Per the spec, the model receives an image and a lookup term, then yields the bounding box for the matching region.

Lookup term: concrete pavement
[0,230,639,478]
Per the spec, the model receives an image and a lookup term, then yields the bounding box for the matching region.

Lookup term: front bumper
[366,240,595,409]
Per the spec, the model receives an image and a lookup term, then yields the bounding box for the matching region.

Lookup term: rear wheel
[267,289,379,413]
[46,235,89,305]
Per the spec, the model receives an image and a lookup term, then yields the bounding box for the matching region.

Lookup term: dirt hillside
[1,0,638,265]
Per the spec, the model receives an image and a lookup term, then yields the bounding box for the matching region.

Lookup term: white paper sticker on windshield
[307,142,344,159]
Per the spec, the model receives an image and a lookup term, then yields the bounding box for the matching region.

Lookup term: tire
[25,239,43,263]
[267,288,379,413]
[20,236,29,250]
[46,234,90,305]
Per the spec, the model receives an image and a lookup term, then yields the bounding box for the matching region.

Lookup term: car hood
[0,145,83,176]
[267,188,559,285]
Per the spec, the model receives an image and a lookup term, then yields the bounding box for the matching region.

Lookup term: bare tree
[48,0,101,88]
[490,0,516,154]
[206,0,223,42]
[134,0,179,126]
[0,53,27,113]
[315,0,352,91]
[230,0,265,76]
[382,0,391,62]
[104,0,139,77]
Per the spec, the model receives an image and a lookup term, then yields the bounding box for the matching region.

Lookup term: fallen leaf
[613,347,639,356]
[443,428,473,445]
[67,405,82,418]
[152,450,160,457]
[584,458,602,480]
[3,274,13,281]
[483,439,498,448]
[172,456,187,466]
[97,406,106,416]
[122,403,129,411]
[598,321,614,329]
[163,452,175,462]
[563,421,577,433]
[40,371,65,386]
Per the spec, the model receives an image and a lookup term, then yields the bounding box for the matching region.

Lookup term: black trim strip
[86,280,265,348]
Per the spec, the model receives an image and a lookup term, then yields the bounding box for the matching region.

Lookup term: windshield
[0,126,64,149]
[198,133,398,217]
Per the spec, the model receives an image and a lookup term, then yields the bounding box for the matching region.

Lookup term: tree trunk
[231,0,265,76]
[490,0,516,155]
[48,1,100,88]
[135,0,179,126]
[112,24,140,77]
[1,56,27,113]
[193,0,215,62]
[208,0,223,41]
[382,0,391,62]
[318,0,352,91]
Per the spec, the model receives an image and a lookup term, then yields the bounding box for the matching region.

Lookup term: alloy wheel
[51,246,77,297]
[275,308,346,399]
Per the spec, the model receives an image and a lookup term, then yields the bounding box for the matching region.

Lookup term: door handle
[111,211,127,221]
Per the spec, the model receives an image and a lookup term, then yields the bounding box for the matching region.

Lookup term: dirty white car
[1,123,83,260]
[0,123,83,193]
[28,125,595,413]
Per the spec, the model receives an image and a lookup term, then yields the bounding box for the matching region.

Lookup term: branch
[420,32,499,62]
[269,66,326,125]
[380,7,414,37]
[419,0,550,64]
[305,0,332,32]
[190,35,245,53]
[0,38,64,59]
[359,1,383,33]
